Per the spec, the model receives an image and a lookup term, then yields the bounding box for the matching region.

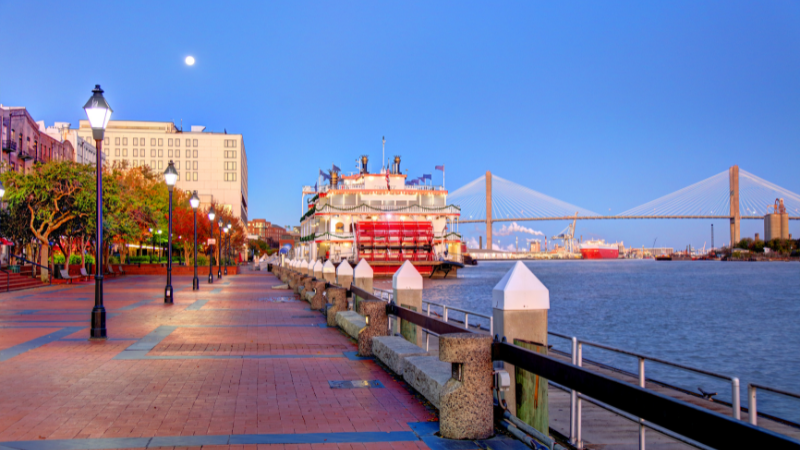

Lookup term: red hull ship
[580,240,619,259]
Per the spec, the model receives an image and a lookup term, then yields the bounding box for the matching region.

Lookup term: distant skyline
[2,1,799,249]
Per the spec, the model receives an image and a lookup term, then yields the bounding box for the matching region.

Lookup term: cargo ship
[295,155,464,277]
[579,239,620,259]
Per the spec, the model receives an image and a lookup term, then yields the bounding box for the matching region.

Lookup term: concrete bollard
[311,280,326,310]
[301,276,313,297]
[326,286,347,327]
[287,272,299,290]
[299,259,309,276]
[439,333,494,440]
[357,299,389,356]
[353,259,373,312]
[336,260,353,288]
[322,260,336,284]
[492,261,549,434]
[393,260,424,347]
[313,260,323,280]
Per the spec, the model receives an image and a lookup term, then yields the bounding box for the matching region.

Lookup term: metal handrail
[748,383,800,426]
[423,300,493,336]
[12,254,52,285]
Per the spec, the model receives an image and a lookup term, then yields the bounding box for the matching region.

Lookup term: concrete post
[303,277,315,301]
[311,280,326,310]
[353,259,373,311]
[392,260,424,347]
[729,165,740,247]
[357,299,389,356]
[492,261,550,434]
[326,286,347,327]
[322,260,336,284]
[439,333,494,440]
[336,260,353,288]
[313,260,323,280]
[486,171,493,250]
[299,260,308,276]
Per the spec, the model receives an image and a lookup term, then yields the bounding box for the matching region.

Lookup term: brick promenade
[0,271,442,450]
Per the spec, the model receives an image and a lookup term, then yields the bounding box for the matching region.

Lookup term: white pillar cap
[299,260,309,270]
[313,260,323,272]
[393,260,423,290]
[323,260,335,273]
[492,261,549,310]
[337,260,353,276]
[354,259,373,278]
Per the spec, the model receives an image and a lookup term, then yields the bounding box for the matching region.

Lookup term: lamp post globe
[163,161,178,304]
[207,206,215,284]
[83,85,112,340]
[190,191,200,290]
[217,219,223,278]
[223,225,229,275]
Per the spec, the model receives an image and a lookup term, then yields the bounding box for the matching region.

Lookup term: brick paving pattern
[0,272,439,450]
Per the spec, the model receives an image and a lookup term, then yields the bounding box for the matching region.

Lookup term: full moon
[185,56,195,66]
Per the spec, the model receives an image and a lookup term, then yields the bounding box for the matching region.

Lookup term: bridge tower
[486,171,493,250]
[729,165,740,247]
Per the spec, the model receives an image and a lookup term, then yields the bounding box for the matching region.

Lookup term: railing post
[492,261,550,435]
[570,337,578,446]
[577,341,583,449]
[439,333,494,440]
[357,299,388,356]
[732,377,741,420]
[353,259,372,311]
[748,384,757,426]
[336,260,353,289]
[393,260,424,347]
[639,357,645,450]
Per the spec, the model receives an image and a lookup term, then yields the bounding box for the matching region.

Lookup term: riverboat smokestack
[331,170,338,187]
[394,156,401,174]
[361,155,369,174]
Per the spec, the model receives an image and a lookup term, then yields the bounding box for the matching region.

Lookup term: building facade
[76,120,249,222]
[42,122,104,166]
[248,219,269,240]
[1,106,75,173]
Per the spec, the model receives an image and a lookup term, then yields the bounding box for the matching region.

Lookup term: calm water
[379,260,800,420]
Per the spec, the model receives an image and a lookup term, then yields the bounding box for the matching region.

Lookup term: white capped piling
[353,259,373,311]
[393,260,424,347]
[313,260,323,279]
[322,260,336,284]
[337,260,353,288]
[299,259,309,275]
[492,261,550,434]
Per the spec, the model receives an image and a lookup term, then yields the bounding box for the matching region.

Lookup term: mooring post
[336,260,353,288]
[392,260,424,347]
[492,261,550,434]
[357,299,389,356]
[353,259,373,311]
[439,333,494,440]
[313,260,323,279]
[322,260,336,284]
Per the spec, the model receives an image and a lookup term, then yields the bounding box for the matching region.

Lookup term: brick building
[248,219,270,240]
[1,106,74,173]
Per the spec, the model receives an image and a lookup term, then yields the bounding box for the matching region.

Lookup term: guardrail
[748,383,800,427]
[12,254,52,285]
[316,203,460,215]
[306,183,446,194]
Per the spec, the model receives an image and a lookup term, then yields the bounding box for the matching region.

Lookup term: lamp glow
[208,206,215,221]
[83,85,112,140]
[190,190,200,209]
[164,160,178,187]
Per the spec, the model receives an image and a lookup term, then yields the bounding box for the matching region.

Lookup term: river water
[378,260,800,420]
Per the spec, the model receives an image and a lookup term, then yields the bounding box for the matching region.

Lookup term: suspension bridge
[449,166,800,247]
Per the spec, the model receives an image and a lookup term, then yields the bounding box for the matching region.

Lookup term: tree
[2,162,95,281]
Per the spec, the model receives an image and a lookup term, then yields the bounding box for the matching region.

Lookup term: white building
[41,122,103,166]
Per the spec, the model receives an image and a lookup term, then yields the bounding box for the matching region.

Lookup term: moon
[185,56,195,66]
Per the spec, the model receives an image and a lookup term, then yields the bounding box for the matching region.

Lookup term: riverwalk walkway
[0,272,440,450]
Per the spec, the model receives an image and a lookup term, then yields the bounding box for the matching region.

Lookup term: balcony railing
[304,183,446,194]
[18,149,33,160]
[1,140,16,153]
[316,203,460,215]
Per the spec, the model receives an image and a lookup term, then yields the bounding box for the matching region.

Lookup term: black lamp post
[148,227,154,263]
[223,223,229,275]
[217,219,223,279]
[208,206,215,283]
[190,191,200,290]
[157,229,162,261]
[84,85,112,340]
[226,222,232,272]
[163,161,178,303]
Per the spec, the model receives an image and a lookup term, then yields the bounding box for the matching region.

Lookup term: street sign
[207,238,216,245]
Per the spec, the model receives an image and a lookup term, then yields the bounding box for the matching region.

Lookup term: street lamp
[163,161,178,304]
[207,206,215,284]
[84,85,112,340]
[149,227,154,264]
[223,223,230,275]
[190,191,200,290]
[226,222,232,274]
[158,229,163,260]
[217,219,223,278]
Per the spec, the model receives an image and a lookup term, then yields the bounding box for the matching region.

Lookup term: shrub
[53,253,66,264]
[109,256,120,264]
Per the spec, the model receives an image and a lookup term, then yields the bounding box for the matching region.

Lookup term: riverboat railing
[303,183,445,194]
[316,203,460,215]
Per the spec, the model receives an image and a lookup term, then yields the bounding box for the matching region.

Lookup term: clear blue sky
[2,1,799,249]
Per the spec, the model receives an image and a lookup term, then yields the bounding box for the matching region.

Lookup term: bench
[117,265,126,276]
[79,267,92,282]
[59,269,80,284]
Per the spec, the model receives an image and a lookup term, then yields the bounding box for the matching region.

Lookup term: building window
[104,137,109,146]
[122,137,128,145]
[225,173,237,181]
[185,138,191,147]
[115,148,120,156]
[151,160,155,168]
[141,159,145,166]
[224,139,237,148]
[192,139,198,147]
[168,138,173,146]
[133,137,138,146]
[158,149,163,157]
[158,138,163,146]
[186,160,190,170]
[193,172,198,181]
[168,149,173,158]
[122,149,128,157]
[224,161,236,170]
[149,138,155,146]
[224,150,236,159]
[115,137,120,145]
[175,139,180,147]
[193,161,198,170]
[175,161,180,170]
[158,160,163,169]
[185,172,191,181]
[193,150,198,158]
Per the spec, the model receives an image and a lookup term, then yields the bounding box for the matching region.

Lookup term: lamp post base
[90,305,107,339]
[217,269,221,279]
[192,277,199,290]
[208,272,214,284]
[224,266,228,275]
[164,285,173,304]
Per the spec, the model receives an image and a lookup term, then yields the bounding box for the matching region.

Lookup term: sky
[2,1,799,250]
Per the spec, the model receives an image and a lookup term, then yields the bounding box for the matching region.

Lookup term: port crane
[551,212,579,253]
